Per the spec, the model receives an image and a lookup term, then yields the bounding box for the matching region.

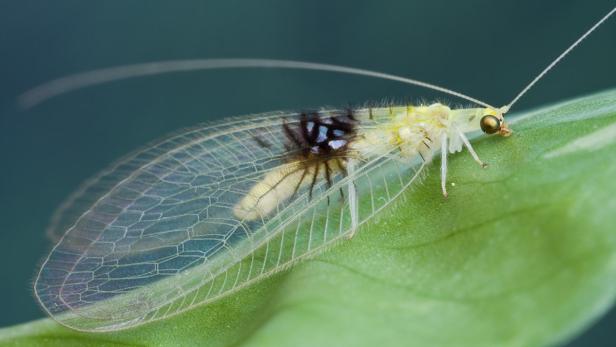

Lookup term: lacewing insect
[27,7,615,332]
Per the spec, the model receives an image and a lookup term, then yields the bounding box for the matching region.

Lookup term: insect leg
[346,159,359,239]
[335,157,348,200]
[335,158,348,176]
[308,163,320,200]
[323,161,334,206]
[289,168,309,201]
[441,133,449,198]
[323,161,333,188]
[456,128,487,168]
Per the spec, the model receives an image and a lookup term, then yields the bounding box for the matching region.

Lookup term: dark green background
[0,1,614,345]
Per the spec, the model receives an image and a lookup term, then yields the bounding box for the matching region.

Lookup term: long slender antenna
[18,59,496,110]
[506,6,616,111]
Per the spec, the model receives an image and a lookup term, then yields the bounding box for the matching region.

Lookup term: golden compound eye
[480,115,501,134]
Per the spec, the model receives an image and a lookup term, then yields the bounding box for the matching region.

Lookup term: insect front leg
[440,133,449,198]
[456,128,487,168]
[346,159,359,239]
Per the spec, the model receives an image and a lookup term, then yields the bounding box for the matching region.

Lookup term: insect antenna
[21,8,613,112]
[19,59,497,110]
[505,6,616,113]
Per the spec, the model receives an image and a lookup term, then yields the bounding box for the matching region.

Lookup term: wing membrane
[35,109,425,331]
[45,113,289,243]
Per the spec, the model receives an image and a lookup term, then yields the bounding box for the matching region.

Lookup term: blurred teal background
[0,0,614,345]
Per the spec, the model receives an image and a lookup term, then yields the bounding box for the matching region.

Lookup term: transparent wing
[44,116,264,244]
[35,109,425,331]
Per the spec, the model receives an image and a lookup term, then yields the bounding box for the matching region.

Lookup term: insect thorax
[352,103,451,161]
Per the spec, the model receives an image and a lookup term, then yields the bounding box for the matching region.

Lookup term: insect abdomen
[233,163,308,220]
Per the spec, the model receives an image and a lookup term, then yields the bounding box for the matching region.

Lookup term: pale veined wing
[35,107,426,331]
[43,114,276,245]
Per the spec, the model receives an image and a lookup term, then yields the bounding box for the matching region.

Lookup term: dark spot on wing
[253,135,272,148]
[282,110,359,197]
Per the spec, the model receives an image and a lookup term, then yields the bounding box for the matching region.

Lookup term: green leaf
[2,90,616,347]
